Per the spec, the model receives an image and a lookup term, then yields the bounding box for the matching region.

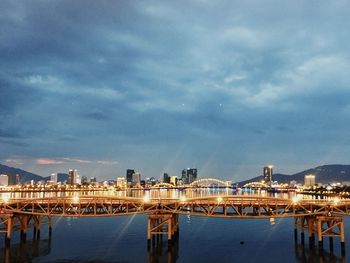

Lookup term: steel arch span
[243,182,268,188]
[151,182,175,188]
[189,178,230,187]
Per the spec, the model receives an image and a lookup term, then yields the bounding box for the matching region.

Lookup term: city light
[1,194,10,204]
[143,195,150,203]
[292,195,301,204]
[217,196,223,203]
[334,197,340,205]
[72,195,79,204]
[179,196,187,202]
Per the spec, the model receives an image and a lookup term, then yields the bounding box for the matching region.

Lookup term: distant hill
[237,164,350,186]
[0,163,44,183]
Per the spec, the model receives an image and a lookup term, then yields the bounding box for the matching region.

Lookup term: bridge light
[143,195,150,203]
[217,197,223,203]
[1,194,10,204]
[72,196,79,204]
[292,195,301,204]
[334,197,340,205]
[179,196,187,203]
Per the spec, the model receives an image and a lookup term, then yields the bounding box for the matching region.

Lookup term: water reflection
[147,235,179,263]
[1,238,51,263]
[294,242,346,263]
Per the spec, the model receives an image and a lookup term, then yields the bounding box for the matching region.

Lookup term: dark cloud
[1,1,350,180]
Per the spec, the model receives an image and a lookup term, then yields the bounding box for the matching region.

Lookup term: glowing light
[179,196,187,202]
[72,196,79,204]
[292,195,301,204]
[1,194,10,204]
[143,195,150,203]
[217,197,223,203]
[334,197,340,205]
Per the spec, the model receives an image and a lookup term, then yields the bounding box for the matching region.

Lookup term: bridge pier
[316,215,345,255]
[147,213,179,244]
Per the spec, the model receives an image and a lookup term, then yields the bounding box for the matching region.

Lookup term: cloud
[1,1,350,180]
[36,159,64,165]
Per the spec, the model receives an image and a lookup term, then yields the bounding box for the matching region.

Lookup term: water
[0,189,348,262]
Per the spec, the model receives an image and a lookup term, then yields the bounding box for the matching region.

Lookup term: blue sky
[1,1,350,181]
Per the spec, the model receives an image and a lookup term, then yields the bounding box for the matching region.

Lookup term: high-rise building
[0,174,9,186]
[15,174,20,185]
[181,168,197,184]
[163,173,170,184]
[51,173,58,184]
[116,177,127,189]
[132,172,141,187]
[170,176,177,186]
[90,177,97,183]
[126,169,135,185]
[81,176,88,184]
[68,169,77,185]
[304,174,316,187]
[263,166,273,187]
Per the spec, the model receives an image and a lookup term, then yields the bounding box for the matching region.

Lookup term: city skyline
[1,1,350,181]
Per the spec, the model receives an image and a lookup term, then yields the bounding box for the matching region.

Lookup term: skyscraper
[263,166,273,187]
[126,169,135,185]
[181,168,197,184]
[163,173,170,184]
[68,169,77,185]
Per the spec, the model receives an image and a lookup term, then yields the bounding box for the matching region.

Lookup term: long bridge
[0,195,349,254]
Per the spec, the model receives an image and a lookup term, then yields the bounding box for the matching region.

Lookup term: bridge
[0,195,348,253]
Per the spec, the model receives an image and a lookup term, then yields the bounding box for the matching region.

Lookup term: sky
[1,0,350,182]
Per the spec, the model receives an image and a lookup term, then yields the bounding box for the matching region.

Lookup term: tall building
[51,173,58,184]
[182,168,197,184]
[81,176,88,184]
[132,172,141,187]
[126,169,135,185]
[116,177,127,189]
[304,174,316,187]
[15,174,20,185]
[163,173,170,184]
[68,169,77,185]
[0,174,9,186]
[170,176,177,186]
[90,177,97,183]
[263,165,273,186]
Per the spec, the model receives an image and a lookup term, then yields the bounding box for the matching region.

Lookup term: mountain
[0,163,45,183]
[237,164,350,186]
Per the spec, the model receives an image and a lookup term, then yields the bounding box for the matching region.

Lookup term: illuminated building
[263,165,273,187]
[68,169,77,185]
[0,174,9,186]
[182,168,197,184]
[81,176,88,184]
[304,174,316,187]
[163,173,170,184]
[170,176,177,186]
[15,174,20,185]
[117,177,127,189]
[51,173,57,184]
[132,172,141,187]
[126,169,135,186]
[90,177,97,183]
